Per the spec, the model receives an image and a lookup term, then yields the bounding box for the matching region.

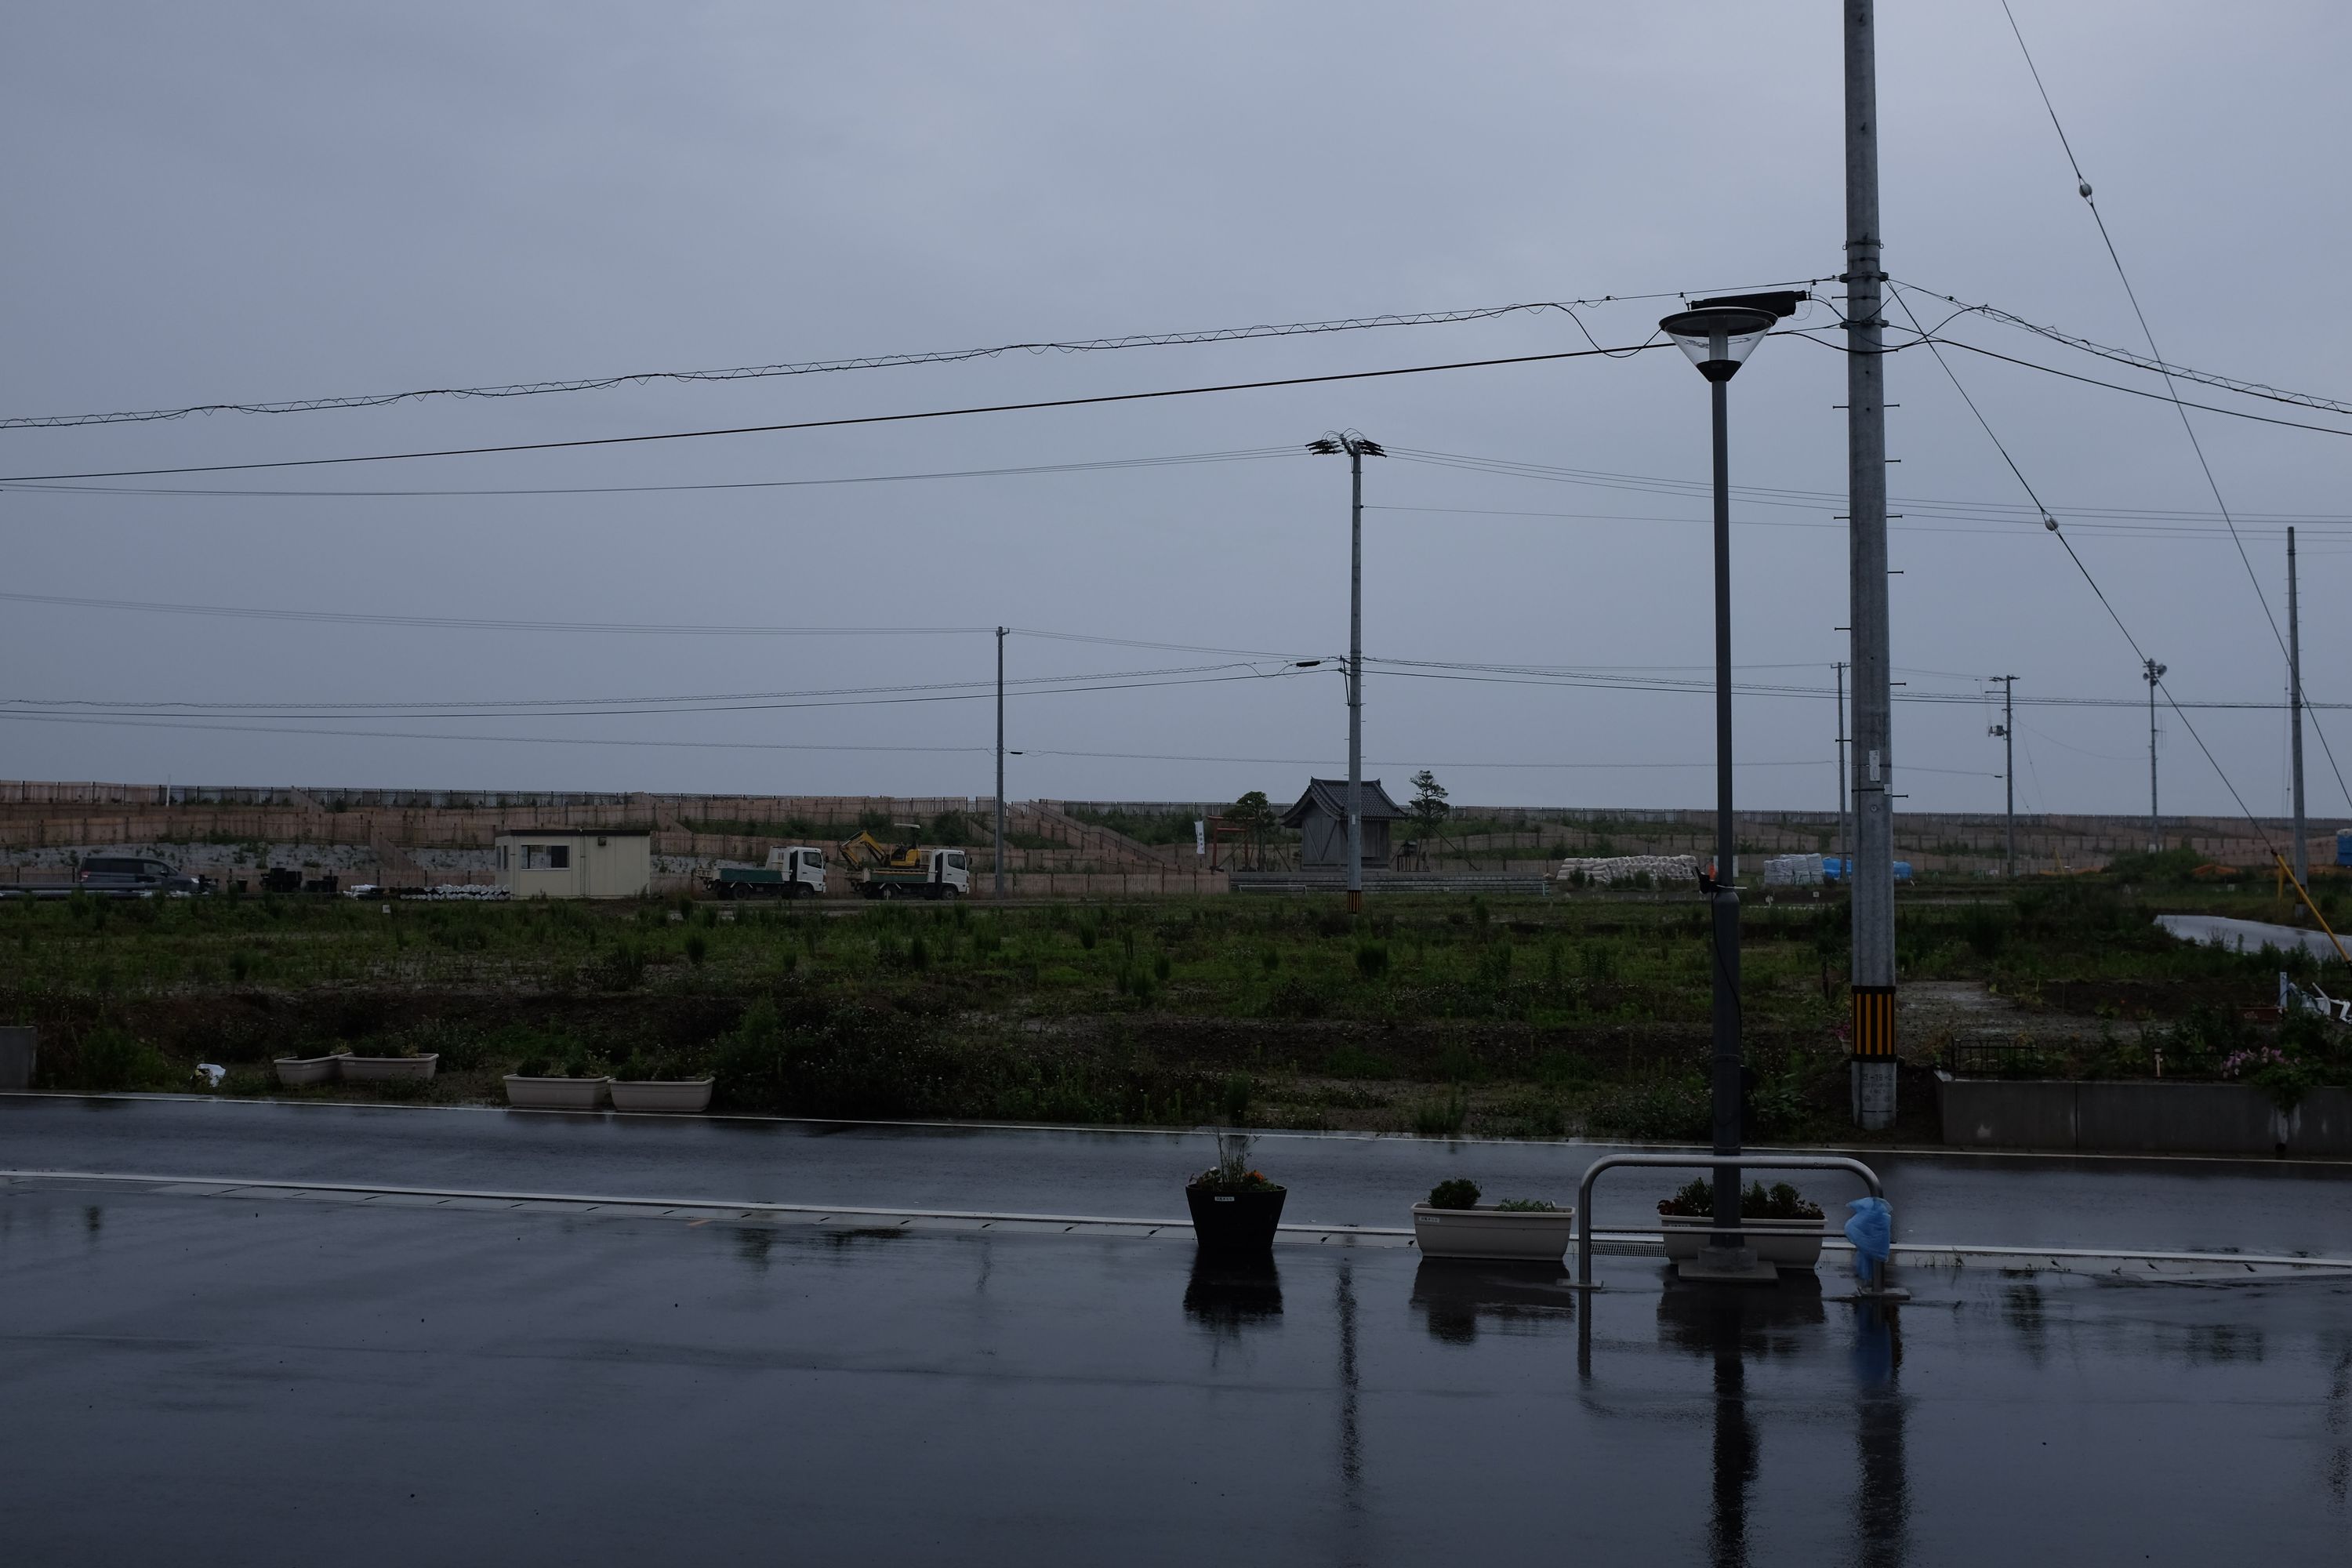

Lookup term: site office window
[522,844,571,870]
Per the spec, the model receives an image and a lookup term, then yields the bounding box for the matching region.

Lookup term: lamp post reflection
[1656,1278,1828,1568]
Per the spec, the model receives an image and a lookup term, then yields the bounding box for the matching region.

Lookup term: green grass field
[5,870,2347,1140]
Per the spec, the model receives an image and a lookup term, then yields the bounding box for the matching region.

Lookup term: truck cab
[706,845,826,899]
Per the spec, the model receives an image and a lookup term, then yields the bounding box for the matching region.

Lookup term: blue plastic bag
[1845,1196,1892,1283]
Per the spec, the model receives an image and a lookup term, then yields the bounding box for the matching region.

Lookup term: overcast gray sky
[4,2,2347,818]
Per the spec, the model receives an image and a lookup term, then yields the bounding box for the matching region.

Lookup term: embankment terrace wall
[1,782,2339,891]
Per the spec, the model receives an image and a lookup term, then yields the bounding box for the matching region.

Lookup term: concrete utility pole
[994,626,1007,900]
[1308,434,1383,914]
[1349,442,1364,916]
[1835,661,1849,873]
[2290,528,2308,884]
[1990,675,2016,878]
[2143,657,2166,852]
[1844,0,1898,1129]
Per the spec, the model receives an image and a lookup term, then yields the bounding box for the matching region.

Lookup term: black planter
[1185,1185,1287,1254]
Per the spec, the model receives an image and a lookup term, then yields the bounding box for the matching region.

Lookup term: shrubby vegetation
[5,869,2347,1138]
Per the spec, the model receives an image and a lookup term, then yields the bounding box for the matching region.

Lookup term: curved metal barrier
[1576,1151,1894,1294]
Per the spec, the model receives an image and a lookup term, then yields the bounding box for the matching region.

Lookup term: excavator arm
[839,825,924,870]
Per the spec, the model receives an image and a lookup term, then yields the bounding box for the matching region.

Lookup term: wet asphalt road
[3,1177,2347,1566]
[7,1093,2352,1254]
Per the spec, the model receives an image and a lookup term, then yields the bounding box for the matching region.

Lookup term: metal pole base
[1680,1246,1778,1284]
[1850,1058,1897,1131]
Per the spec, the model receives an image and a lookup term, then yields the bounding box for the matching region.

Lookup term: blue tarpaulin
[1845,1196,1892,1282]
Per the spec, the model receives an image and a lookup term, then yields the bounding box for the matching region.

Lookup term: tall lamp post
[1308,433,1384,914]
[2143,658,2167,852]
[1658,293,1799,1279]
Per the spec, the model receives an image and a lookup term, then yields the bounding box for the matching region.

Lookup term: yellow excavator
[838,823,972,900]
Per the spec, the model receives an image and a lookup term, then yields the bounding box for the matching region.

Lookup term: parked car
[74,855,205,897]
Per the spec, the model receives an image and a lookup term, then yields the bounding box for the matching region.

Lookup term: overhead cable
[0,280,1834,430]
[1997,0,2352,814]
[0,446,1302,500]
[0,709,1849,773]
[0,341,1681,484]
[1897,281,2352,417]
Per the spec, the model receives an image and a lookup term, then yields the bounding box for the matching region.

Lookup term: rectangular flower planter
[1186,1186,1286,1253]
[273,1052,347,1087]
[609,1078,713,1113]
[1412,1204,1577,1263]
[503,1075,609,1110]
[1659,1214,1828,1270]
[339,1053,438,1083]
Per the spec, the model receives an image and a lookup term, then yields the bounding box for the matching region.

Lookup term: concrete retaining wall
[1938,1073,2352,1156]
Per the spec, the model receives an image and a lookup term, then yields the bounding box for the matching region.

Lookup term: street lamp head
[1659,305,1778,382]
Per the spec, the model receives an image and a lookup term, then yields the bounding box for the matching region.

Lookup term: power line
[1386,446,2352,528]
[1367,500,2339,544]
[5,583,2339,711]
[0,708,1848,772]
[1896,280,2352,417]
[0,589,1316,659]
[0,447,1303,500]
[1812,330,2352,439]
[1997,0,2352,817]
[1998,2,2283,647]
[0,280,1835,431]
[0,590,999,637]
[1356,661,2349,713]
[0,665,1316,723]
[0,340,1683,485]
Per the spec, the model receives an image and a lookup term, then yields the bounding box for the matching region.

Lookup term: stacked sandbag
[1555,854,1700,887]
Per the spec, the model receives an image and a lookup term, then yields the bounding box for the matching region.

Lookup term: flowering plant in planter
[1657,1178,1828,1270]
[1427,1178,1480,1210]
[1412,1175,1575,1261]
[610,1050,715,1113]
[1657,1178,1823,1220]
[1189,1132,1284,1196]
[504,1047,610,1110]
[340,1037,437,1083]
[1186,1133,1285,1252]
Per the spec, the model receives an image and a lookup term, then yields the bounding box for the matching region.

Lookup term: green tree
[1227,789,1278,870]
[1409,769,1450,838]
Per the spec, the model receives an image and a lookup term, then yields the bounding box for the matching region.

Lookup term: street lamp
[2143,658,2167,851]
[1656,292,1799,1279]
[1308,433,1385,914]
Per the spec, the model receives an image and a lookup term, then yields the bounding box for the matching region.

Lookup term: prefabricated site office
[492,829,652,898]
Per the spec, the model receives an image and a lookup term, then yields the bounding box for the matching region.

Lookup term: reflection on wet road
[9,1094,2352,1255]
[4,1178,2345,1565]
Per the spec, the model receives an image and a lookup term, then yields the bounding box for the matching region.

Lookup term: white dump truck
[706,846,827,899]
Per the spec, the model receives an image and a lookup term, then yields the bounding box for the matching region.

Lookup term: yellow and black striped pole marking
[1852,985,1897,1059]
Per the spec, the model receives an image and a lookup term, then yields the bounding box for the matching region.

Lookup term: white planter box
[503,1075,609,1110]
[609,1079,713,1113]
[340,1053,438,1083]
[1660,1214,1828,1269]
[1412,1203,1577,1262]
[273,1052,347,1087]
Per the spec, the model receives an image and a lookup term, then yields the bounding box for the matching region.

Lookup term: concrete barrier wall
[1938,1073,2352,1156]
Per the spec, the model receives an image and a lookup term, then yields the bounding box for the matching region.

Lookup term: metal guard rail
[1577,1152,1895,1294]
